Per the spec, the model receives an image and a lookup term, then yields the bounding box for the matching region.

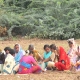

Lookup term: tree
[0,0,80,39]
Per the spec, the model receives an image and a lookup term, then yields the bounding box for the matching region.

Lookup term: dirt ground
[0,71,80,80]
[0,38,80,54]
[0,38,80,80]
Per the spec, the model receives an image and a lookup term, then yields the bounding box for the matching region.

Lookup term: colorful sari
[68,48,78,64]
[13,44,25,73]
[55,47,70,71]
[18,55,41,74]
[27,49,42,62]
[67,38,78,64]
[33,50,41,61]
[3,54,15,74]
[15,44,25,64]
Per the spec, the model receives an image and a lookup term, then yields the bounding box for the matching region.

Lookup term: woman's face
[14,45,19,53]
[5,50,10,54]
[12,54,15,57]
[51,48,59,55]
[44,47,50,53]
[29,47,34,51]
[68,43,73,48]
[51,49,55,53]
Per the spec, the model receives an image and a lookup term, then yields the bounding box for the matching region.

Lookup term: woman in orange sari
[50,44,70,71]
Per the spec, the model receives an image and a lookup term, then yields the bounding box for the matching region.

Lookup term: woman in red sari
[50,44,70,71]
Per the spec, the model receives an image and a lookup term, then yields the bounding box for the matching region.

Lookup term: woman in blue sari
[13,44,25,73]
[14,44,25,64]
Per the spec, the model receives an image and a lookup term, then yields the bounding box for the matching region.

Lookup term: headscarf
[67,38,75,46]
[14,43,25,64]
[67,38,78,63]
[14,43,21,52]
[14,43,25,55]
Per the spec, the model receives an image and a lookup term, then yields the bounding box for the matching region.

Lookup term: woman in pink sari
[18,51,41,74]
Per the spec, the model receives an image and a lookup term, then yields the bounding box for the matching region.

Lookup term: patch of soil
[0,39,80,80]
[0,71,80,80]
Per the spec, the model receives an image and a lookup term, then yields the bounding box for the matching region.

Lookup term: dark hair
[50,44,56,50]
[4,47,11,52]
[9,49,15,56]
[29,51,34,55]
[44,44,50,50]
[14,44,19,47]
[28,44,34,50]
[25,50,28,54]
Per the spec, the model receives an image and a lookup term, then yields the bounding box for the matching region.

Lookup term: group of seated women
[0,38,80,74]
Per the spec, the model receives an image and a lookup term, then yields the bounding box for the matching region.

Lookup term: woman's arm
[43,57,51,63]
[33,61,38,66]
[31,56,39,66]
[54,55,59,62]
[38,53,43,60]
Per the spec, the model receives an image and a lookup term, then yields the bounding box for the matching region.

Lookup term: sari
[75,45,80,71]
[33,50,41,61]
[67,38,78,64]
[68,47,78,64]
[15,44,25,64]
[3,54,15,74]
[27,45,42,62]
[18,55,41,74]
[55,47,70,71]
[27,49,42,62]
[13,44,25,73]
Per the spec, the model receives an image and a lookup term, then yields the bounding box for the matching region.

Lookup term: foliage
[0,26,7,37]
[0,0,80,39]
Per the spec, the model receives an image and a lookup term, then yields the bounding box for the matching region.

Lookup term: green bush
[0,0,80,39]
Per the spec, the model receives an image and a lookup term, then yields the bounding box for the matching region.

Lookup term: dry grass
[0,38,80,54]
[0,39,80,80]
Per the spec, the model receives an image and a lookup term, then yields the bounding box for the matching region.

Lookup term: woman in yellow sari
[27,45,43,61]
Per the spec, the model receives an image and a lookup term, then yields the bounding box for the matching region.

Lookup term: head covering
[14,43,25,63]
[14,43,22,52]
[14,43,25,55]
[67,38,75,45]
